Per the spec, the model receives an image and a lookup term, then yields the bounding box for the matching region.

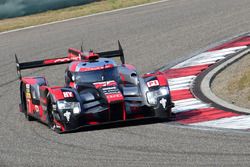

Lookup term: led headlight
[159,87,169,95]
[146,87,169,105]
[73,105,81,114]
[146,91,157,105]
[57,101,81,114]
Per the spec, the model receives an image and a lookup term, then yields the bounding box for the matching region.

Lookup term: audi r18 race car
[15,41,174,133]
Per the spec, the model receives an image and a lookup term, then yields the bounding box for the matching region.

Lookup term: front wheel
[48,111,63,133]
[47,95,64,133]
[154,107,173,121]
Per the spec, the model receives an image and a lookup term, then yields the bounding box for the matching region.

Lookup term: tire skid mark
[0,78,18,88]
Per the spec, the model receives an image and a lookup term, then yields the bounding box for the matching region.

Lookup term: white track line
[191,115,250,130]
[172,98,210,113]
[168,75,196,91]
[168,75,196,84]
[0,0,171,35]
[172,46,247,69]
[169,83,191,91]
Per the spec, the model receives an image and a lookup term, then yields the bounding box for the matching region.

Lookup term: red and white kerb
[163,35,250,130]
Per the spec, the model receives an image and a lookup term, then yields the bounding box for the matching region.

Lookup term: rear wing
[98,41,125,64]
[15,41,125,80]
[15,54,77,80]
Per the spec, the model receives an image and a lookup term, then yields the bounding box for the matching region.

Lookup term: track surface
[1,0,250,166]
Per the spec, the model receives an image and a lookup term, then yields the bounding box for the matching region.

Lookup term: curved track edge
[159,32,250,131]
[197,48,250,113]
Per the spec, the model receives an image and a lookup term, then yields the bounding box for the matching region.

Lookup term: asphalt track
[1,0,250,166]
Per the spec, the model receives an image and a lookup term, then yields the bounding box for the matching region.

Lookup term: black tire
[155,108,173,122]
[160,109,175,121]
[48,111,64,134]
[47,95,63,133]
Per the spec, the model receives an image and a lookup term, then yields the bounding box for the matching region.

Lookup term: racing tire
[47,94,63,134]
[156,109,173,122]
[47,111,64,134]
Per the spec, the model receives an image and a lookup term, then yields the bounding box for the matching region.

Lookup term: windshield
[74,67,120,83]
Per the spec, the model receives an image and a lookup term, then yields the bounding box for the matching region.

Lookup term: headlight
[146,87,169,105]
[146,91,157,105]
[57,101,81,114]
[159,87,169,95]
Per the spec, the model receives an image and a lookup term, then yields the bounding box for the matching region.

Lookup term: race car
[15,41,174,133]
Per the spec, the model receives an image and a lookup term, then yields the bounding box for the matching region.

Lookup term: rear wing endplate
[98,41,125,64]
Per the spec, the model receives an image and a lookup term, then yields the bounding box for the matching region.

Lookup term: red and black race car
[15,41,174,133]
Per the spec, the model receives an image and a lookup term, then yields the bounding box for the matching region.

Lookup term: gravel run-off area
[212,53,250,109]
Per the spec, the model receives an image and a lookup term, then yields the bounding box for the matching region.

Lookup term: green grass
[0,0,159,32]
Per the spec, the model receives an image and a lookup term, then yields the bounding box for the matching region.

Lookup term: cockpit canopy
[74,67,120,83]
[66,58,120,85]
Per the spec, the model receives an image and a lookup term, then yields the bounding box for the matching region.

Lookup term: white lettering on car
[63,92,74,98]
[54,58,70,63]
[147,80,159,87]
[93,80,116,88]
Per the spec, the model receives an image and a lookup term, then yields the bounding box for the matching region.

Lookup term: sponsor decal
[106,93,124,103]
[25,84,30,89]
[25,92,31,99]
[54,58,71,63]
[64,111,71,122]
[26,84,30,93]
[78,64,113,72]
[102,87,116,90]
[147,80,159,87]
[44,57,80,64]
[160,98,167,109]
[106,94,123,99]
[55,57,80,63]
[102,86,120,95]
[63,92,74,98]
[93,80,117,88]
[25,84,31,99]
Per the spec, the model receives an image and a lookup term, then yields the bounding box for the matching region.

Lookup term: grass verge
[212,53,250,108]
[227,67,250,101]
[0,0,159,32]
